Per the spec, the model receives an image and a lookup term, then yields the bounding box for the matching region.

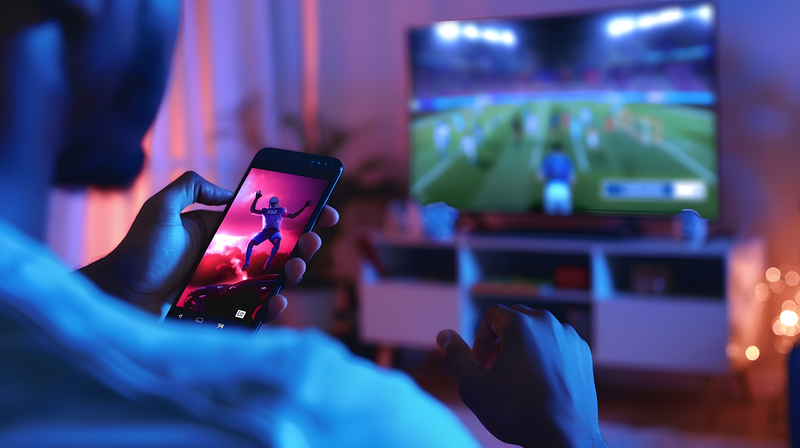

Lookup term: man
[243,191,312,271]
[539,142,577,216]
[0,1,605,447]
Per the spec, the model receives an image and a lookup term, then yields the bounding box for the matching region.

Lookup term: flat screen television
[407,2,718,219]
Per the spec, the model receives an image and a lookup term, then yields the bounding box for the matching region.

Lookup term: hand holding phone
[163,148,342,332]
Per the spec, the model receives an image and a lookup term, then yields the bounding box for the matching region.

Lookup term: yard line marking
[411,154,459,196]
[658,138,718,185]
[530,143,543,171]
[571,133,590,173]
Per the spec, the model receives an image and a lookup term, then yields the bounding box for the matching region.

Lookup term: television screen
[407,2,718,218]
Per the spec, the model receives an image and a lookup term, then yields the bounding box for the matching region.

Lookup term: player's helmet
[269,197,279,207]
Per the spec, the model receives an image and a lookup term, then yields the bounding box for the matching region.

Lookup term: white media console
[358,233,764,374]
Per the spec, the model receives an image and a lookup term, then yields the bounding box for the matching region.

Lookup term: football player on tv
[538,142,576,216]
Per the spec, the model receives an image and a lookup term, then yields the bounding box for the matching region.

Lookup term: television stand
[358,232,764,374]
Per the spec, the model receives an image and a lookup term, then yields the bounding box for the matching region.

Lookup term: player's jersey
[541,153,574,183]
[433,122,451,153]
[262,206,287,230]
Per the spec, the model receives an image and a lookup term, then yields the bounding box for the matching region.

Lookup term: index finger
[472,304,524,368]
[315,205,339,228]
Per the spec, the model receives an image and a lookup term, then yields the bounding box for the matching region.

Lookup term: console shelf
[358,233,764,374]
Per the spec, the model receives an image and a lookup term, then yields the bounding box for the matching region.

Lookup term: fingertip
[436,329,454,353]
[316,205,339,228]
[283,257,307,286]
[297,232,322,260]
[266,294,288,321]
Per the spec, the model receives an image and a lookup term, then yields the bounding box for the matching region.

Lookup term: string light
[769,279,785,293]
[786,271,800,286]
[774,318,784,336]
[776,339,794,354]
[766,267,781,282]
[780,309,799,327]
[745,346,760,361]
[755,283,771,301]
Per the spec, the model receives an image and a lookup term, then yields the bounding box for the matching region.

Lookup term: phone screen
[167,161,336,330]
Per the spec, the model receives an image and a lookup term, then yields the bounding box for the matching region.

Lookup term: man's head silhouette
[0,0,180,189]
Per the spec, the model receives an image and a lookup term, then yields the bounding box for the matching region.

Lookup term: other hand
[255,190,262,198]
[81,172,339,322]
[436,305,606,448]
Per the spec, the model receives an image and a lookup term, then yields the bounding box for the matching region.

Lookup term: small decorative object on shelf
[383,199,424,240]
[672,209,708,247]
[554,265,590,290]
[419,202,459,242]
[630,264,673,295]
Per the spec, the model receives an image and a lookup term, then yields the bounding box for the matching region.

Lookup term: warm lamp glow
[786,271,800,286]
[783,300,797,311]
[780,310,799,326]
[766,267,781,282]
[745,346,760,361]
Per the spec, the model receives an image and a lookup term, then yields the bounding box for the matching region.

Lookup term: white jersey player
[524,112,538,136]
[433,120,451,159]
[461,135,478,167]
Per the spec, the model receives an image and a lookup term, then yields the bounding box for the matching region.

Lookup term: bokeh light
[766,267,781,282]
[745,346,760,361]
[755,283,771,301]
[776,339,794,354]
[774,318,784,335]
[786,271,800,286]
[780,309,799,326]
[782,300,797,311]
[769,279,785,293]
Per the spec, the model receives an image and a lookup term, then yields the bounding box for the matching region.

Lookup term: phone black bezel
[165,147,343,333]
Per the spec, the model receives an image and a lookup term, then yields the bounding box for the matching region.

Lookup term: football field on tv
[409,100,718,218]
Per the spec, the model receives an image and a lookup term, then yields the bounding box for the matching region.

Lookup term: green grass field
[410,101,718,218]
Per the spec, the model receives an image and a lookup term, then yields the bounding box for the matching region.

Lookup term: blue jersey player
[538,142,576,216]
[243,190,313,271]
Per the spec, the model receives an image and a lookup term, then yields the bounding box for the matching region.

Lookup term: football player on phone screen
[243,190,312,271]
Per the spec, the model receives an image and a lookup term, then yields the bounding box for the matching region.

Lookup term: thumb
[149,171,234,214]
[437,329,482,387]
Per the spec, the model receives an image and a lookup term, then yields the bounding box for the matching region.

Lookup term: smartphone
[165,147,342,332]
